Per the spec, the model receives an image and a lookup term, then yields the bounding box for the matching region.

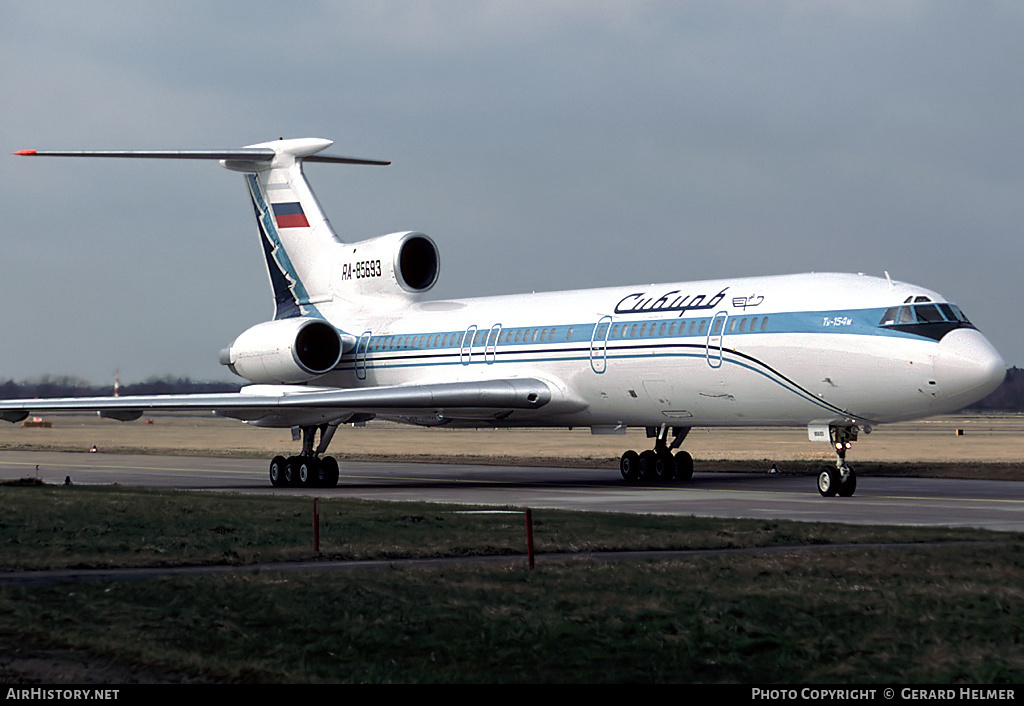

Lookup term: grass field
[0,484,1022,683]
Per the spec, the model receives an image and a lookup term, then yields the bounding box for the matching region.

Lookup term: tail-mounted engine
[333,231,439,304]
[220,318,344,384]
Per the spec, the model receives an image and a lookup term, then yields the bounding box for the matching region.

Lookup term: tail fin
[15,138,389,321]
[225,139,389,319]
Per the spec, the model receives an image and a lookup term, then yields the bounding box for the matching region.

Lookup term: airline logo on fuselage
[614,287,730,317]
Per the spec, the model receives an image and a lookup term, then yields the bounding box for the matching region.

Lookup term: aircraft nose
[934,328,1006,409]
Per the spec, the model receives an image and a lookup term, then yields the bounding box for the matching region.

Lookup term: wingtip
[12,149,37,156]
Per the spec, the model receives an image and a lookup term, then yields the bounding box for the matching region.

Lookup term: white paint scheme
[2,138,1006,492]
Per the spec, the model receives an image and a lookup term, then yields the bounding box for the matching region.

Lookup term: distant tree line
[0,375,240,399]
[967,366,1024,411]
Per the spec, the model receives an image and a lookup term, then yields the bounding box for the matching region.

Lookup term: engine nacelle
[220,318,343,384]
[333,231,440,302]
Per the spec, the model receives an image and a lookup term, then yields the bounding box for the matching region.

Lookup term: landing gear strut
[269,423,341,488]
[817,425,858,497]
[620,425,693,484]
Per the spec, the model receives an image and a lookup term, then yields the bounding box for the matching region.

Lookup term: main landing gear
[268,423,340,488]
[816,425,859,498]
[620,425,694,484]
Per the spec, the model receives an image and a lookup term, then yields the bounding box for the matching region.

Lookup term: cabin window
[739,318,747,332]
[659,322,667,336]
[698,320,707,335]
[760,317,768,331]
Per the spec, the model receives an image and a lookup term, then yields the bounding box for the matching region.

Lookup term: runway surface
[2,450,1023,532]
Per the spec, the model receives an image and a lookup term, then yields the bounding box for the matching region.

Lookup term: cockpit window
[949,304,971,324]
[915,304,943,323]
[878,301,974,339]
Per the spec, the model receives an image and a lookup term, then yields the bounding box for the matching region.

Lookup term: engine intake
[396,233,439,292]
[221,318,343,384]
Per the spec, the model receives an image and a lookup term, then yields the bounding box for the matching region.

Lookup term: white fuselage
[305,271,1004,431]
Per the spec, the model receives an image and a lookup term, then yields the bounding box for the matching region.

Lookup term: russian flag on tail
[272,202,309,229]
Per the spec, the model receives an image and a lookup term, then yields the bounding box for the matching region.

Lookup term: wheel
[653,448,675,483]
[817,466,839,497]
[620,450,640,482]
[297,457,320,487]
[638,450,658,481]
[283,456,302,487]
[674,450,694,482]
[318,456,340,487]
[269,455,287,487]
[838,469,857,497]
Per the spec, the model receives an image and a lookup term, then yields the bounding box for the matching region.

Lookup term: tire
[674,450,694,482]
[818,466,839,497]
[653,448,675,483]
[620,450,640,482]
[319,456,340,487]
[638,450,658,481]
[283,456,302,487]
[269,455,287,487]
[838,470,857,497]
[297,457,319,487]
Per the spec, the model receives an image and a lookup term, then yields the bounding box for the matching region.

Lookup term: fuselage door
[355,330,372,380]
[460,325,478,365]
[590,315,612,373]
[706,312,727,368]
[485,324,502,364]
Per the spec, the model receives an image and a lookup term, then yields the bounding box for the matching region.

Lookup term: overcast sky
[3,1,1022,384]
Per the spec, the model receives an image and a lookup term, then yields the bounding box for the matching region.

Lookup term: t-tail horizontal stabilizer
[14,138,391,319]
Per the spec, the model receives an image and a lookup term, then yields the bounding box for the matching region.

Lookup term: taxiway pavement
[2,450,1022,532]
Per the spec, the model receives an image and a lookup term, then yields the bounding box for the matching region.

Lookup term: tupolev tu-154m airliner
[1,138,1007,497]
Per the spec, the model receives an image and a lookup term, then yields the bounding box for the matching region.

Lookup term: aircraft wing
[0,378,565,427]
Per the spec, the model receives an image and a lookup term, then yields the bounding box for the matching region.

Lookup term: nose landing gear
[817,425,859,497]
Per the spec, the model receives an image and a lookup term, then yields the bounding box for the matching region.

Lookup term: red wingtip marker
[13,150,37,156]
